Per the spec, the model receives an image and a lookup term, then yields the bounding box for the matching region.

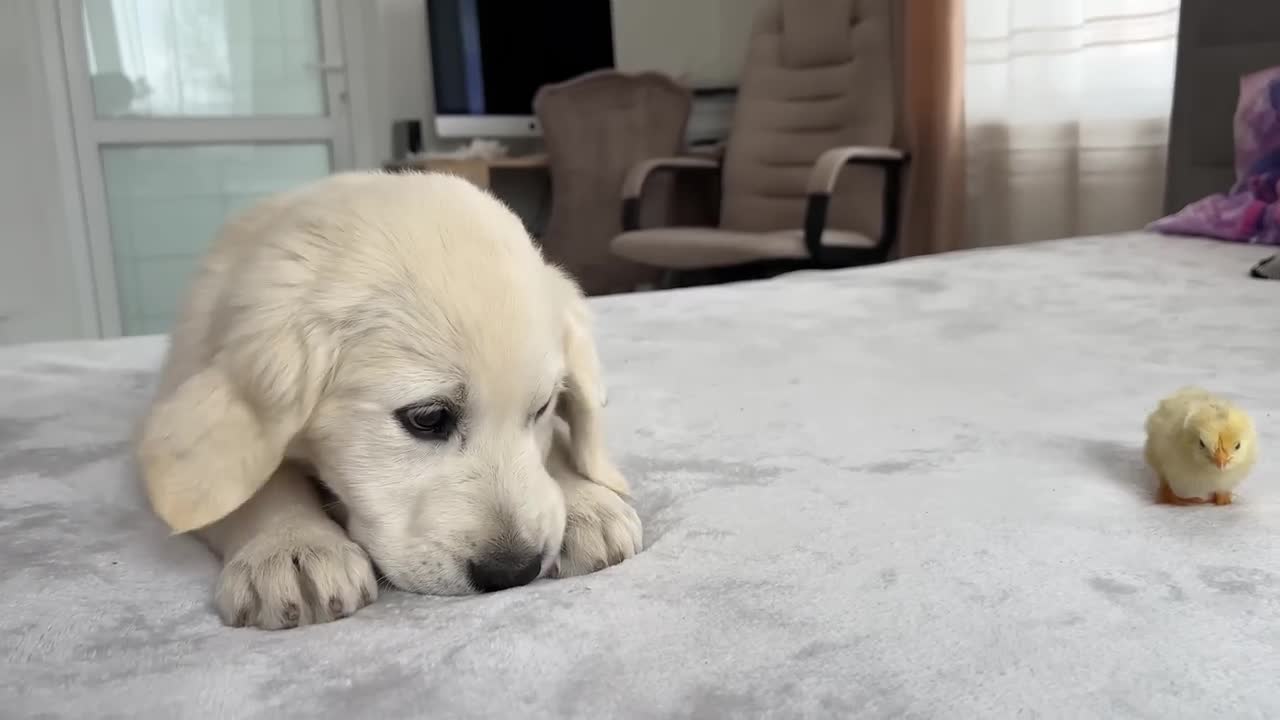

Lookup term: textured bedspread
[3,232,1279,719]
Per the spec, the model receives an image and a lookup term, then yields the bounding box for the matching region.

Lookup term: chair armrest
[622,156,721,231]
[687,141,727,160]
[806,146,907,195]
[803,146,910,263]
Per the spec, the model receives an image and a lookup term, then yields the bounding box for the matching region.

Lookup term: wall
[612,0,766,90]
[366,0,436,158]
[0,0,92,343]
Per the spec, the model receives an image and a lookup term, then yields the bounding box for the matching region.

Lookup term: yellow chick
[1144,387,1258,505]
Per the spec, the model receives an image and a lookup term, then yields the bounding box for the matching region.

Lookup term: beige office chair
[534,70,693,295]
[611,0,908,286]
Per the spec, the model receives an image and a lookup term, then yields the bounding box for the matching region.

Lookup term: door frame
[45,0,370,338]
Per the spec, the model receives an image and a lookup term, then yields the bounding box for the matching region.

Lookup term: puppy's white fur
[136,171,640,629]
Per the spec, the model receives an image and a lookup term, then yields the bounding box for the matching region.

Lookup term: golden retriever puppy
[135,171,641,630]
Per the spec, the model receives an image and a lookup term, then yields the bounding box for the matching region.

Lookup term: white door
[57,0,355,337]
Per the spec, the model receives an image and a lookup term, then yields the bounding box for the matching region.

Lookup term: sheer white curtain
[964,0,1180,247]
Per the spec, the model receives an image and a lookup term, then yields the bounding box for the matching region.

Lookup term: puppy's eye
[533,396,554,421]
[395,404,455,441]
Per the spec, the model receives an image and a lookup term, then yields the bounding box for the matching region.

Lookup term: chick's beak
[1212,448,1229,468]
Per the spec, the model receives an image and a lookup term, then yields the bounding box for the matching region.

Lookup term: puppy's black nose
[468,553,542,593]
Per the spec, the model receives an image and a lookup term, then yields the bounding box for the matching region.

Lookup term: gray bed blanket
[3,232,1279,719]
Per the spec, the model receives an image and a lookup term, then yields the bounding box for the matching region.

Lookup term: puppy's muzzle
[467,547,543,592]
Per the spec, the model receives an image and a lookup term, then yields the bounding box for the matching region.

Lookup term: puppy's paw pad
[215,531,378,630]
[555,481,642,579]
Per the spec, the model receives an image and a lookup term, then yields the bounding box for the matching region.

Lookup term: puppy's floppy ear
[136,315,332,534]
[549,268,629,496]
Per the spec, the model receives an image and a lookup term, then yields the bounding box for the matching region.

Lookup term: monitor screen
[427,0,615,136]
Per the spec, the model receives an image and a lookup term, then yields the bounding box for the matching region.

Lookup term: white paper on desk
[410,139,509,162]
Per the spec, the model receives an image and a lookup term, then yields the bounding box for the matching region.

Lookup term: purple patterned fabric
[1150,65,1280,245]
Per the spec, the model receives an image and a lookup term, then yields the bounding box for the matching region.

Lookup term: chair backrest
[1163,0,1280,214]
[535,70,692,295]
[719,0,898,238]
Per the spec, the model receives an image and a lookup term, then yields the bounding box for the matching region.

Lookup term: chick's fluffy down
[1144,387,1257,501]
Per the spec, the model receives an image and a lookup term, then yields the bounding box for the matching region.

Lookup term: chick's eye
[395,404,455,441]
[1235,442,1242,450]
[1199,439,1208,449]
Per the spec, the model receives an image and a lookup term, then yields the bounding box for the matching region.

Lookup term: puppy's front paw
[215,529,378,630]
[554,477,642,578]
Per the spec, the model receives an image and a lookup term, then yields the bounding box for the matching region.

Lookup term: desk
[381,145,720,240]
[384,153,548,190]
[384,154,552,235]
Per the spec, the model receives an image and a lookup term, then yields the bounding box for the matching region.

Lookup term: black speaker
[391,119,423,158]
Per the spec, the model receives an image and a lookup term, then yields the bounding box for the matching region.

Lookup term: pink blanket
[1150,65,1280,245]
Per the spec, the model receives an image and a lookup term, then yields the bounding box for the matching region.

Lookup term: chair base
[656,246,891,290]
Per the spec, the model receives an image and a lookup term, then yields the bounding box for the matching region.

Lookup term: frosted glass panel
[83,0,326,117]
[102,143,331,335]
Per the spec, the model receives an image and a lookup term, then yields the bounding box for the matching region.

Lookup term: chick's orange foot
[1157,479,1207,506]
[1212,491,1233,506]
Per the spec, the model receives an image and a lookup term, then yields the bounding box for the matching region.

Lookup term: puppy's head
[137,172,623,594]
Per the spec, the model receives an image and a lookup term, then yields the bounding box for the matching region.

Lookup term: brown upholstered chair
[611,0,908,286]
[534,70,693,295]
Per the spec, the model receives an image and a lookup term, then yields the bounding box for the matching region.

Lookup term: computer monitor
[426,0,615,138]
